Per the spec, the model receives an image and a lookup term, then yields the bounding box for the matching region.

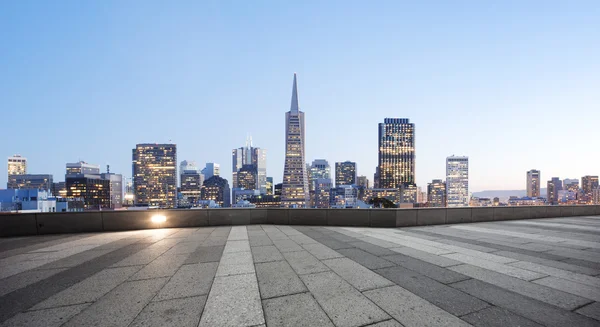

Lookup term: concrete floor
[0,216,599,327]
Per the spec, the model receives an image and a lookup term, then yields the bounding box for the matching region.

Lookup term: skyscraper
[377,118,415,189]
[7,155,27,187]
[100,167,123,209]
[180,163,203,207]
[563,178,579,192]
[281,73,309,208]
[232,137,267,194]
[201,163,220,180]
[547,177,562,205]
[446,156,469,207]
[66,161,110,210]
[314,178,332,208]
[582,175,599,201]
[526,170,541,197]
[357,176,369,189]
[201,175,230,208]
[335,161,357,186]
[132,144,177,208]
[309,159,330,189]
[427,179,446,207]
[266,177,274,195]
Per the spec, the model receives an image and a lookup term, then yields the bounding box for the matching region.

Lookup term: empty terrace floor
[0,216,599,327]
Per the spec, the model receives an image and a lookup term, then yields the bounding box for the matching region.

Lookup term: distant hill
[472,189,547,203]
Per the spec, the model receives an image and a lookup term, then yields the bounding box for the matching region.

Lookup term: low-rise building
[507,196,546,206]
[0,189,56,213]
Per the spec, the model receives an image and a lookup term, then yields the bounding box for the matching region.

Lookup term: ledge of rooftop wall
[396,209,417,227]
[512,206,532,220]
[530,206,548,218]
[289,209,326,225]
[471,207,494,222]
[0,213,37,236]
[208,208,251,226]
[37,211,103,234]
[369,209,395,227]
[250,209,268,224]
[266,208,289,225]
[102,210,157,231]
[546,206,562,218]
[416,208,446,226]
[559,206,575,217]
[327,209,369,226]
[162,209,208,228]
[493,207,515,221]
[446,207,472,224]
[572,205,596,216]
[596,205,600,216]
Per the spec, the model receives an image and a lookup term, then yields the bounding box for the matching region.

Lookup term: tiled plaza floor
[1,216,599,326]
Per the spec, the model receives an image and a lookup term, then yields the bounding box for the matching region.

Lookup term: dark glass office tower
[377,118,415,189]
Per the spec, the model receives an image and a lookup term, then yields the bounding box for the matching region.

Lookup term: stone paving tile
[199,273,264,327]
[576,302,600,321]
[376,265,489,316]
[337,248,395,270]
[314,238,355,250]
[534,276,600,302]
[460,306,543,327]
[262,292,334,327]
[249,235,274,247]
[288,234,319,245]
[255,261,307,299]
[388,246,462,267]
[301,271,390,327]
[272,239,304,253]
[130,296,206,327]
[449,264,592,310]
[154,262,218,301]
[282,250,329,275]
[382,254,470,284]
[63,277,169,327]
[365,320,404,327]
[227,226,248,241]
[510,261,600,287]
[364,285,471,327]
[0,303,90,327]
[493,250,600,276]
[301,243,344,260]
[450,278,600,327]
[0,268,66,297]
[251,245,284,263]
[184,245,225,264]
[216,250,255,277]
[322,257,394,291]
[442,252,546,281]
[223,240,252,253]
[347,241,397,256]
[130,254,188,280]
[32,266,142,309]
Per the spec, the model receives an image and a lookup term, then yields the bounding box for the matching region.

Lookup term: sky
[1,1,599,192]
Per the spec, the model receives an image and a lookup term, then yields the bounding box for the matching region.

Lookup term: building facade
[7,174,53,191]
[427,179,446,207]
[314,178,332,208]
[7,154,27,176]
[446,156,469,207]
[232,138,267,194]
[201,163,220,180]
[180,170,203,207]
[201,175,230,207]
[563,179,579,192]
[266,177,274,195]
[100,171,123,209]
[547,177,562,205]
[132,144,177,208]
[65,161,110,210]
[526,169,541,197]
[335,161,357,186]
[377,118,415,190]
[281,73,309,208]
[237,164,258,190]
[0,189,56,213]
[582,175,599,203]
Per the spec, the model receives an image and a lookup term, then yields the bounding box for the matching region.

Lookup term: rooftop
[1,216,599,326]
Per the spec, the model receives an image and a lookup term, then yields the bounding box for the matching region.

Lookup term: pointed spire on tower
[290,73,299,113]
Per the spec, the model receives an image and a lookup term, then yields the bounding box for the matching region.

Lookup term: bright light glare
[151,215,167,223]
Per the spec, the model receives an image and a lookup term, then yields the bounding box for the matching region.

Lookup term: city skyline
[1,2,599,191]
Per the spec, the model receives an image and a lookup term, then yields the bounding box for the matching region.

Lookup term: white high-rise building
[281,73,309,208]
[446,156,469,207]
[232,136,267,194]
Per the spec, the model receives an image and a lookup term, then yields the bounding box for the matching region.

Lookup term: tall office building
[563,179,579,192]
[201,175,230,207]
[427,179,446,207]
[357,176,369,189]
[582,175,599,201]
[314,178,332,208]
[377,118,415,189]
[281,73,309,208]
[66,161,110,210]
[180,169,204,207]
[132,144,177,208]
[201,163,220,180]
[232,137,267,193]
[266,177,274,195]
[100,167,123,209]
[7,174,53,191]
[526,170,541,197]
[309,159,330,190]
[446,156,469,207]
[335,161,357,186]
[237,164,258,190]
[7,155,27,187]
[547,177,562,205]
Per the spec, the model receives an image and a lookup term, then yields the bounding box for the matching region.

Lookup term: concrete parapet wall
[1,205,599,237]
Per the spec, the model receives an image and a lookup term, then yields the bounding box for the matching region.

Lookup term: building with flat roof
[7,174,53,191]
[547,177,562,205]
[526,170,541,197]
[446,156,469,207]
[427,179,446,207]
[201,175,230,208]
[132,144,177,208]
[335,161,357,186]
[377,118,415,190]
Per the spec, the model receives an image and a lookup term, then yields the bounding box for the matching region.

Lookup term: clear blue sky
[1,1,599,192]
